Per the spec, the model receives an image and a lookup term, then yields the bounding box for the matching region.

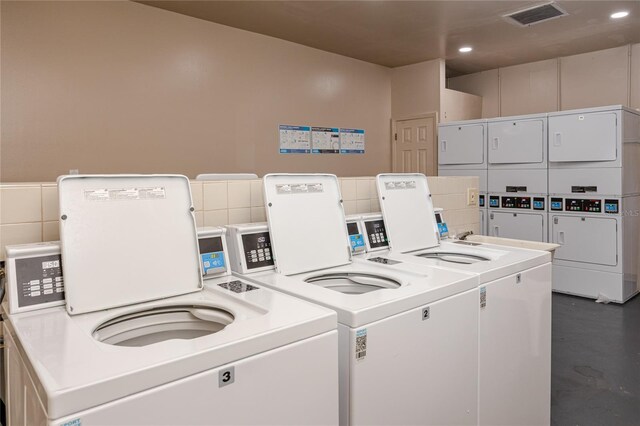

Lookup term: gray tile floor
[552,293,640,426]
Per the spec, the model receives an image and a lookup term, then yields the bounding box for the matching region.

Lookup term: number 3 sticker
[219,367,235,387]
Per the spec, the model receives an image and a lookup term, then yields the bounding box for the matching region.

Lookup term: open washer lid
[58,175,202,315]
[377,173,440,253]
[263,174,351,275]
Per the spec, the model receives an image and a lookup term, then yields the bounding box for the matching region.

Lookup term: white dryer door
[489,211,545,242]
[551,215,618,266]
[488,119,544,165]
[438,124,484,165]
[548,111,617,163]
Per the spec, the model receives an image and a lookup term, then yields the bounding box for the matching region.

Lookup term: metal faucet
[457,231,474,241]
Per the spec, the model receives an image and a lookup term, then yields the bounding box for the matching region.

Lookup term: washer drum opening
[305,272,401,294]
[93,305,235,347]
[418,251,490,265]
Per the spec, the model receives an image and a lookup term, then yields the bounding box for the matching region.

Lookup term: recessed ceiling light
[459,46,473,53]
[610,11,629,19]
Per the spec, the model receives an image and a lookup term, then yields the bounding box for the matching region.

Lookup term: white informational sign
[311,127,340,154]
[339,128,365,154]
[279,125,311,154]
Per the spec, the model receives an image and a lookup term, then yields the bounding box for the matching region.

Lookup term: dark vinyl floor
[551,293,640,426]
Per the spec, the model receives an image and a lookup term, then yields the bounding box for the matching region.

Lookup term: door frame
[390,112,439,173]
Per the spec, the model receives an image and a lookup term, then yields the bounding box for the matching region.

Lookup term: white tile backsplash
[42,221,60,242]
[356,179,371,200]
[228,181,251,208]
[0,176,479,260]
[343,200,357,215]
[250,180,264,207]
[42,185,59,222]
[228,208,251,225]
[251,207,266,222]
[340,178,357,201]
[203,209,228,226]
[356,199,371,214]
[0,223,42,257]
[1,185,42,224]
[203,182,228,210]
[190,182,203,211]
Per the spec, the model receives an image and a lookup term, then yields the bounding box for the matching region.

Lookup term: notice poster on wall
[311,127,340,154]
[339,128,365,154]
[279,125,311,153]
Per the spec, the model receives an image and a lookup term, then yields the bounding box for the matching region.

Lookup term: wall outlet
[467,188,478,206]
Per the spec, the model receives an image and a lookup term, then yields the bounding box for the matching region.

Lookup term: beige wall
[440,89,482,123]
[560,45,630,110]
[449,44,640,117]
[0,1,392,182]
[633,44,640,110]
[444,70,499,119]
[0,176,480,260]
[500,59,559,116]
[390,59,443,119]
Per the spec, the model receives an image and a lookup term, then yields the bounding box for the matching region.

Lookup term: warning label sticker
[384,181,416,190]
[84,187,166,201]
[276,183,324,195]
[480,286,487,309]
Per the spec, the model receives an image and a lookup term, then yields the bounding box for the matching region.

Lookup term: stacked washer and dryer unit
[486,114,549,242]
[439,105,640,303]
[548,106,640,303]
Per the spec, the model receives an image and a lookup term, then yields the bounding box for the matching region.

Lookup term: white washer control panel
[241,231,275,270]
[14,254,64,308]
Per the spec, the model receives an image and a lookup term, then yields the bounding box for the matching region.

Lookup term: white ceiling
[139,1,640,76]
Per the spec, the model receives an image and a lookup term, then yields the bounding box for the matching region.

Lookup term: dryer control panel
[489,195,545,211]
[549,197,619,214]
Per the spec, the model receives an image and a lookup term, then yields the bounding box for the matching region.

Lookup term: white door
[393,115,437,174]
[548,111,617,162]
[488,119,544,165]
[551,215,618,266]
[489,211,545,242]
[438,124,485,166]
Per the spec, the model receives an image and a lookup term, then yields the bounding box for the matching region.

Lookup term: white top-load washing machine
[373,173,553,426]
[487,113,549,242]
[2,174,339,426]
[225,173,482,426]
[547,105,640,302]
[438,118,488,235]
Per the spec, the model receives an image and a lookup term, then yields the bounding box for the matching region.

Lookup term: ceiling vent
[504,3,568,27]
